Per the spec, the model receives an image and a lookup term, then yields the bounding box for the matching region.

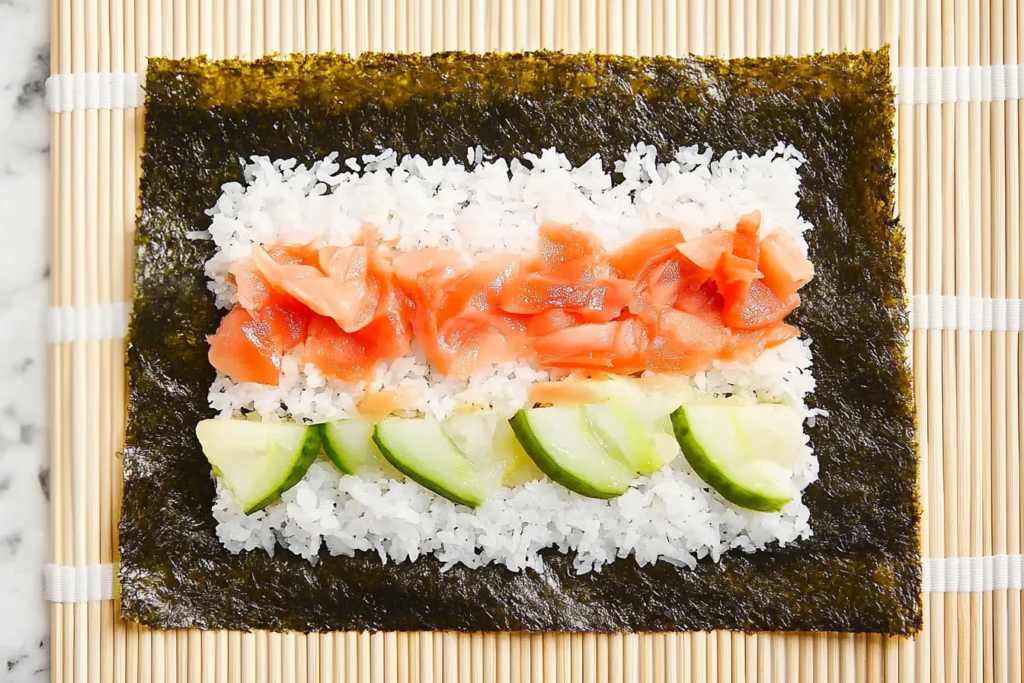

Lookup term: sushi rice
[197,143,824,573]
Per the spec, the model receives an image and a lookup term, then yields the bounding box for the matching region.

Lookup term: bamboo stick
[73,2,91,683]
[978,1,996,681]
[1010,6,1024,683]
[926,0,949,675]
[384,631,399,683]
[900,4,928,676]
[140,627,152,683]
[173,630,186,683]
[407,630,419,683]
[950,0,978,680]
[433,632,444,683]
[514,633,527,683]
[756,632,769,683]
[127,2,147,673]
[531,633,544,683]
[964,0,986,678]
[933,0,961,677]
[544,633,559,683]
[624,634,639,683]
[98,0,117,679]
[482,633,495,683]
[158,626,171,683]
[770,0,782,55]
[730,629,744,683]
[989,1,1010,680]
[52,1,67,678]
[610,633,623,683]
[201,631,215,683]
[417,632,431,683]
[497,633,510,683]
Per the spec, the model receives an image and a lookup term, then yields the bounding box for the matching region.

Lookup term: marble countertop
[0,1,54,681]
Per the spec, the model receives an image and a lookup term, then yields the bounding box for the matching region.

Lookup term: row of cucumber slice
[197,385,807,516]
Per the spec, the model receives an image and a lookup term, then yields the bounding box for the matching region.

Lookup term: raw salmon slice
[532,322,620,369]
[676,230,733,273]
[253,244,380,334]
[230,258,275,311]
[438,254,522,321]
[728,280,800,331]
[611,317,651,371]
[629,258,685,324]
[499,255,632,322]
[435,312,528,378]
[304,315,374,382]
[608,228,685,281]
[355,288,414,359]
[392,247,468,305]
[654,308,728,355]
[257,297,312,353]
[718,211,764,328]
[229,259,312,353]
[758,227,815,299]
[207,307,281,385]
[526,309,582,337]
[673,282,721,320]
[731,210,761,261]
[641,336,716,374]
[265,242,321,267]
[717,252,762,329]
[398,251,526,378]
[719,322,801,362]
[536,223,603,270]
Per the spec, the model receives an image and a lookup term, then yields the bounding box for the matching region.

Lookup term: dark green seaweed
[120,49,920,634]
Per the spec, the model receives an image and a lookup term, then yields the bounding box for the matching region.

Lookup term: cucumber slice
[577,377,681,475]
[320,418,400,478]
[493,421,545,487]
[372,417,490,508]
[583,402,678,475]
[442,412,545,489]
[196,419,321,514]
[670,403,805,512]
[509,406,636,499]
[441,412,506,493]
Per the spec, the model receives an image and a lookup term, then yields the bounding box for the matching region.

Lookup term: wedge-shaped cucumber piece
[567,377,682,475]
[196,418,321,514]
[442,412,544,489]
[670,402,805,512]
[373,417,490,508]
[320,418,401,478]
[509,406,636,498]
[492,421,546,487]
[583,401,679,475]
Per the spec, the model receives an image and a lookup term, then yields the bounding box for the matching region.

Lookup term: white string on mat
[43,564,116,603]
[922,555,1024,593]
[43,65,1024,113]
[48,302,131,343]
[893,63,1024,104]
[908,295,1023,332]
[44,72,145,112]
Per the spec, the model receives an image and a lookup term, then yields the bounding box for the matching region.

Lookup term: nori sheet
[121,49,920,635]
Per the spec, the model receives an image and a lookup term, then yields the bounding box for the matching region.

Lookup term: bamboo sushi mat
[45,1,1024,681]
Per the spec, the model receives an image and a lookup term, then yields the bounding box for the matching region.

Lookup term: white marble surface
[0,1,53,681]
